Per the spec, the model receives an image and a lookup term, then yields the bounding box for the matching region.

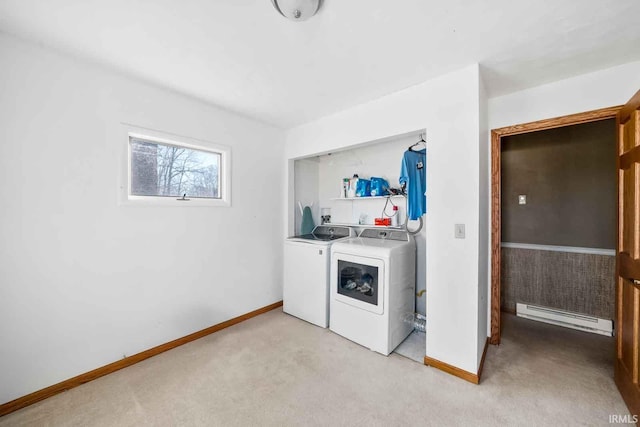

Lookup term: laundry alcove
[290,130,427,361]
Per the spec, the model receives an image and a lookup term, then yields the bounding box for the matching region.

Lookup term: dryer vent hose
[402,194,423,235]
[403,312,426,333]
[382,193,423,235]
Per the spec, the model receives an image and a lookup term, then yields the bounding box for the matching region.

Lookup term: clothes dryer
[330,228,416,355]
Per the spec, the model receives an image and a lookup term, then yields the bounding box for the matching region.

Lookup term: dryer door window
[332,253,385,315]
[337,260,378,306]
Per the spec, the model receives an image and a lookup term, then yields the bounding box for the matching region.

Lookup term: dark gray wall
[501,119,616,248]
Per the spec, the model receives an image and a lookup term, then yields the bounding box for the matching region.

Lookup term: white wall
[477,73,489,364]
[0,34,285,404]
[316,134,416,224]
[487,61,640,337]
[489,61,640,129]
[285,64,485,373]
[293,158,320,233]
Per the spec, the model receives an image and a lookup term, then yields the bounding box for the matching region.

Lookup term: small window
[122,129,230,206]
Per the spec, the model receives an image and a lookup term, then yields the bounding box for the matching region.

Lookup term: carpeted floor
[0,310,630,426]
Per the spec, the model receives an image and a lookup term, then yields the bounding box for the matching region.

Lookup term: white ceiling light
[271,0,321,21]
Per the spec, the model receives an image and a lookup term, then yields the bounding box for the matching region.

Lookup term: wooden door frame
[490,105,622,345]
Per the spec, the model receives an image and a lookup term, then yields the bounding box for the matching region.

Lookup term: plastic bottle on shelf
[341,178,349,198]
[347,174,358,198]
[391,205,399,227]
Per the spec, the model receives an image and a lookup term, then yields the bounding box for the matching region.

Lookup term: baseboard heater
[516,303,613,337]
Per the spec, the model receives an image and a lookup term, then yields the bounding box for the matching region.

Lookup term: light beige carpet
[0,310,630,426]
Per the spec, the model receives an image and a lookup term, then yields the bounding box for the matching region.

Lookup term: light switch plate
[455,224,465,239]
[518,195,527,205]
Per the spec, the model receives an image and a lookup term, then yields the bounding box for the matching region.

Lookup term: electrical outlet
[518,195,527,205]
[455,224,465,239]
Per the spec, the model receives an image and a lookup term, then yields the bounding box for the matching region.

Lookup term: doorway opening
[490,91,640,418]
[490,106,621,345]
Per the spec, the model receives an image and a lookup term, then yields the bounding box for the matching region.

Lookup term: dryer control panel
[359,228,409,242]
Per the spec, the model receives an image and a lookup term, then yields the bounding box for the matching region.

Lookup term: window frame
[119,125,231,207]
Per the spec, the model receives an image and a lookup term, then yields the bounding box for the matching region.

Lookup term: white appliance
[284,225,355,328]
[330,228,416,355]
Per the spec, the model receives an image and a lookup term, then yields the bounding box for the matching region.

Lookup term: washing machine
[284,225,355,328]
[330,228,416,355]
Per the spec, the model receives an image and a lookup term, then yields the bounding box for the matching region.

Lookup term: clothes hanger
[408,132,426,152]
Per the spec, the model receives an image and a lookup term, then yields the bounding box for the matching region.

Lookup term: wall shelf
[326,222,404,229]
[331,195,404,201]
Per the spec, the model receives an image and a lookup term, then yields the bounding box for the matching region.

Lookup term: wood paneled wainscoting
[501,244,616,319]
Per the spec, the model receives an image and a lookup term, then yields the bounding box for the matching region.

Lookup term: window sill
[118,195,231,207]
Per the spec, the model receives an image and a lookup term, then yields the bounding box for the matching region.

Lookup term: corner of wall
[477,68,490,366]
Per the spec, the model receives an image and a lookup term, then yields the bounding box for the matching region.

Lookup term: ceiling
[1,0,639,129]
